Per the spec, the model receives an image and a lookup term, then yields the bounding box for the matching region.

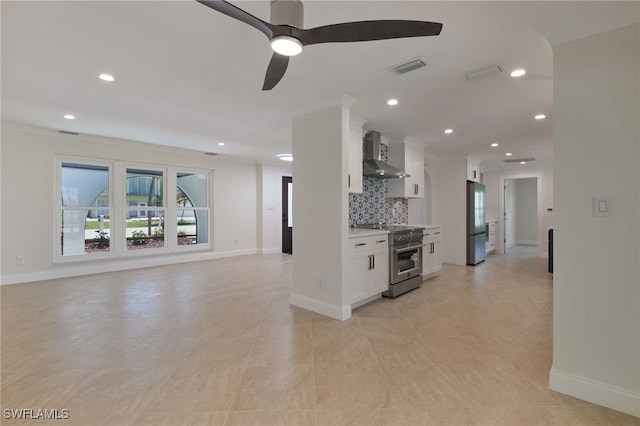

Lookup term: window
[177,172,209,247]
[59,162,111,257]
[56,158,211,261]
[126,168,165,251]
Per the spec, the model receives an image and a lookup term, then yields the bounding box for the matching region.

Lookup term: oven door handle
[394,243,426,253]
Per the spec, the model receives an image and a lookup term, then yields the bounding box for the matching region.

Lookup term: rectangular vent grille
[391,57,428,75]
[465,64,503,80]
[504,157,536,163]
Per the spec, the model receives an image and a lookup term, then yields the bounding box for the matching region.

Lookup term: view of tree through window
[126,168,165,250]
[57,160,210,259]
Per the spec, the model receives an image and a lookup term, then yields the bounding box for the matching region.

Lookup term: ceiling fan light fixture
[270,36,303,56]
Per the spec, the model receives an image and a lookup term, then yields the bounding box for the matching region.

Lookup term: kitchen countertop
[348,228,390,238]
[410,224,442,230]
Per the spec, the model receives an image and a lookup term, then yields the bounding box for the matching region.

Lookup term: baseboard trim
[515,240,538,246]
[259,247,282,255]
[0,248,258,285]
[289,292,351,320]
[549,367,640,417]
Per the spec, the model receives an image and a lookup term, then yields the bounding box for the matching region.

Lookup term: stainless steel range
[357,223,425,297]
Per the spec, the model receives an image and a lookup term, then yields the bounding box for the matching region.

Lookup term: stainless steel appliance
[467,181,486,265]
[356,223,425,297]
[362,131,410,179]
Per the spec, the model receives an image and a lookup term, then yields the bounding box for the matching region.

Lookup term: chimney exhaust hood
[362,131,409,179]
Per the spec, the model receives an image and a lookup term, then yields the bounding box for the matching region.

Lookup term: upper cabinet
[466,158,482,183]
[387,138,424,199]
[348,115,367,194]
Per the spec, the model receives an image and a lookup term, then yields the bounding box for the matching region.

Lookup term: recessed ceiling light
[535,114,546,120]
[217,142,225,146]
[444,128,453,134]
[387,99,398,106]
[510,68,526,78]
[63,114,75,120]
[277,154,293,162]
[520,161,527,165]
[270,36,302,56]
[506,152,513,156]
[99,73,115,82]
[490,143,499,147]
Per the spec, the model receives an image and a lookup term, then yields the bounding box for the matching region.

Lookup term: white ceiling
[2,1,638,170]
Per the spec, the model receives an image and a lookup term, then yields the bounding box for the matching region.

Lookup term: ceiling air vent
[59,130,79,135]
[504,157,536,163]
[391,57,428,75]
[204,152,218,156]
[465,64,503,80]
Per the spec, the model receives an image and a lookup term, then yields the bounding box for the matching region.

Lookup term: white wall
[505,179,517,249]
[1,125,260,284]
[426,156,467,265]
[290,100,351,320]
[551,23,639,416]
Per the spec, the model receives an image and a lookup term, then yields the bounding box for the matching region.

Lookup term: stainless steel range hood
[362,131,409,179]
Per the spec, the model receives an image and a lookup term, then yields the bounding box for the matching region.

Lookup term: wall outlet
[315,277,324,290]
[233,239,238,246]
[16,256,25,265]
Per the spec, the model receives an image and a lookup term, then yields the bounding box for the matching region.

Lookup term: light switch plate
[593,196,613,217]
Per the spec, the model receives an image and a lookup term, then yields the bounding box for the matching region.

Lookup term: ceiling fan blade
[196,0,274,39]
[296,20,443,46]
[262,53,290,91]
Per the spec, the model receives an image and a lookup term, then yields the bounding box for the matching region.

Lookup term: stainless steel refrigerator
[467,181,486,265]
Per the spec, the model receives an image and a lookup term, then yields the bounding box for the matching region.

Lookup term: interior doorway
[503,177,538,254]
[281,176,293,254]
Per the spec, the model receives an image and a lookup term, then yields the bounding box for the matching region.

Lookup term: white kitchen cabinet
[387,138,424,198]
[346,234,389,304]
[348,115,367,194]
[485,221,496,255]
[466,158,481,183]
[422,227,442,278]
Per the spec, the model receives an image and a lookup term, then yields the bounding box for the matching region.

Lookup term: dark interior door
[282,176,292,254]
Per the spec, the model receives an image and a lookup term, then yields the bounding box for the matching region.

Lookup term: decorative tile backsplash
[348,143,408,225]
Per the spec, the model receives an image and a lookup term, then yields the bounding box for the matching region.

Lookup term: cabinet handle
[431,242,435,254]
[372,254,375,269]
[368,255,374,270]
[414,184,419,195]
[435,232,440,235]
[355,243,366,247]
[376,240,386,243]
[348,173,351,188]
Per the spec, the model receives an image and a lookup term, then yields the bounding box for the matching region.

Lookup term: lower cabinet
[346,235,389,305]
[422,227,442,279]
[485,221,496,255]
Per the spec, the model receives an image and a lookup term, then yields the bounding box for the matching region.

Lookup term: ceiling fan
[196,0,443,90]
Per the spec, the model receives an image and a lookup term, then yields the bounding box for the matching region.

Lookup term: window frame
[54,157,114,262]
[54,157,213,263]
[174,168,212,251]
[123,164,168,255]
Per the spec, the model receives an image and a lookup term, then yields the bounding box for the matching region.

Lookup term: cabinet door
[347,253,368,303]
[430,238,442,273]
[367,248,389,294]
[422,232,431,277]
[410,144,424,198]
[388,141,424,199]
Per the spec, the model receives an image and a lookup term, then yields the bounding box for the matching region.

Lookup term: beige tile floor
[2,248,639,425]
